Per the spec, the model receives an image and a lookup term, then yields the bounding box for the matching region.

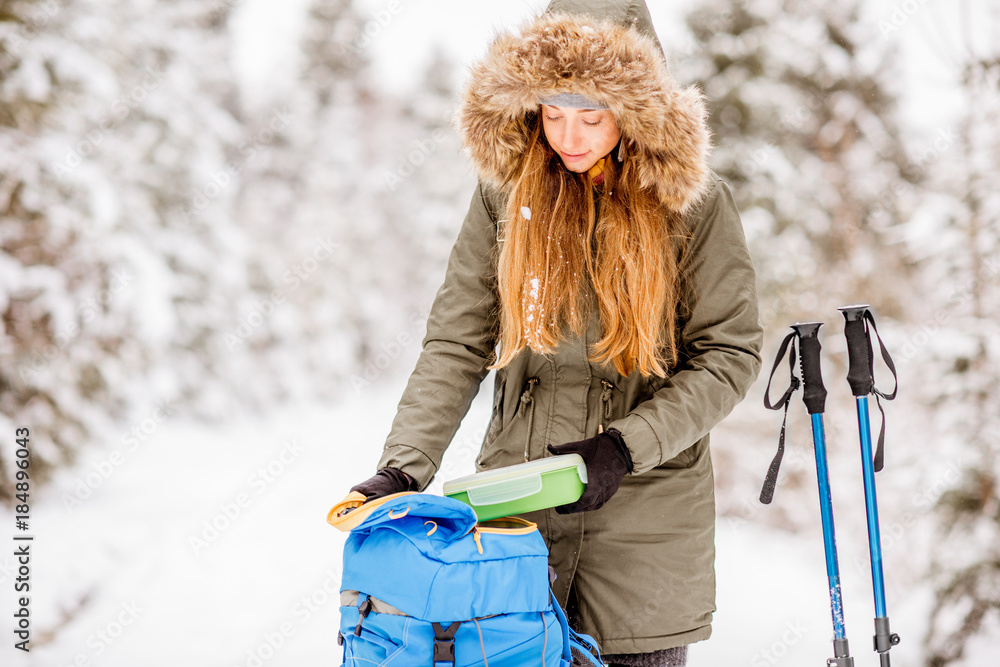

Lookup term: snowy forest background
[1,0,997,665]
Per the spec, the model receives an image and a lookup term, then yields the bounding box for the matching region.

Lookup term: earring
[616,138,625,163]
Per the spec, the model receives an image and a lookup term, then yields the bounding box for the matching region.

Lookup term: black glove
[350,467,418,501]
[547,428,634,514]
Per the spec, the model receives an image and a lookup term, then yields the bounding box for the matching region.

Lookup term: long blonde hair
[491,113,686,377]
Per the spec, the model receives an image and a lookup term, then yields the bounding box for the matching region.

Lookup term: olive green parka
[377,0,763,654]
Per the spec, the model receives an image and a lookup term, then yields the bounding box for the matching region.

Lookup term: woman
[351,1,763,665]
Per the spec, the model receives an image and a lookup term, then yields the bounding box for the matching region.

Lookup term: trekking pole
[838,305,901,667]
[761,323,854,667]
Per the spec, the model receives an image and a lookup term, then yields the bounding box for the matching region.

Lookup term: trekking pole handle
[791,322,827,415]
[839,305,872,397]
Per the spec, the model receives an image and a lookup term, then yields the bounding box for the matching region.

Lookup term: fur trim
[457,12,712,215]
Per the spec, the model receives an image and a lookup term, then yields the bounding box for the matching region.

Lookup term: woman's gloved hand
[349,467,418,501]
[547,428,634,513]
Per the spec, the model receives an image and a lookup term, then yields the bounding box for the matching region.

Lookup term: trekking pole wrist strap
[760,331,800,504]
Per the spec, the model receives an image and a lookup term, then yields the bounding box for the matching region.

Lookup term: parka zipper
[518,377,540,461]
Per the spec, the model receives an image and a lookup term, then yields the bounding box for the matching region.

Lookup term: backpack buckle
[432,637,455,666]
[431,621,461,666]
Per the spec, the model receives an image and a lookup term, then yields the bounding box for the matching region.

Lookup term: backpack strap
[568,628,605,666]
[549,586,605,666]
[432,621,462,667]
[549,588,574,664]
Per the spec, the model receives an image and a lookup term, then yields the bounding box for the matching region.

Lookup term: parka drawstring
[518,377,540,461]
[599,379,616,434]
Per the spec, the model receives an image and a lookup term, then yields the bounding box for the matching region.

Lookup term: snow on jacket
[377,0,763,653]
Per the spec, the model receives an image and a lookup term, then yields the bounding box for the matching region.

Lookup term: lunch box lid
[443,454,587,507]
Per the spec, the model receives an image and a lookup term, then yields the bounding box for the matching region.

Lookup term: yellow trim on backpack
[327,493,541,535]
[326,491,419,532]
[476,517,538,535]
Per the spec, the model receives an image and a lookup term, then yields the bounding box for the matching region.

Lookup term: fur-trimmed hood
[457,0,712,215]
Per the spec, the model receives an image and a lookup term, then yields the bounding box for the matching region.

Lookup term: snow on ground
[2,375,997,666]
[0,375,487,667]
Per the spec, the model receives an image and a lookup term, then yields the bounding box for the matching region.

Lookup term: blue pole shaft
[856,397,888,618]
[811,413,848,640]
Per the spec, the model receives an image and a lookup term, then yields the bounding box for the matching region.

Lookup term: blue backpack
[336,493,605,666]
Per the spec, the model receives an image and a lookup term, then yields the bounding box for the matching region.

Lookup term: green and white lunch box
[443,454,588,521]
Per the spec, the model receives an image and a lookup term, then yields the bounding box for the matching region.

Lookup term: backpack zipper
[472,526,484,554]
[353,596,373,637]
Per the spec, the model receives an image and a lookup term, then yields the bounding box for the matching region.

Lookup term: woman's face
[541,105,622,173]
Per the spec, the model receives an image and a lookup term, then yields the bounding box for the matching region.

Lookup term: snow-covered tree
[363,45,478,344]
[0,0,482,503]
[677,2,999,660]
[914,33,1000,667]
[228,0,460,402]
[673,0,925,536]
[679,0,921,325]
[0,0,262,501]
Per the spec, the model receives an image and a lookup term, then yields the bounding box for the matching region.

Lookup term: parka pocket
[477,376,507,467]
[486,377,506,438]
[658,442,699,469]
[477,376,541,468]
